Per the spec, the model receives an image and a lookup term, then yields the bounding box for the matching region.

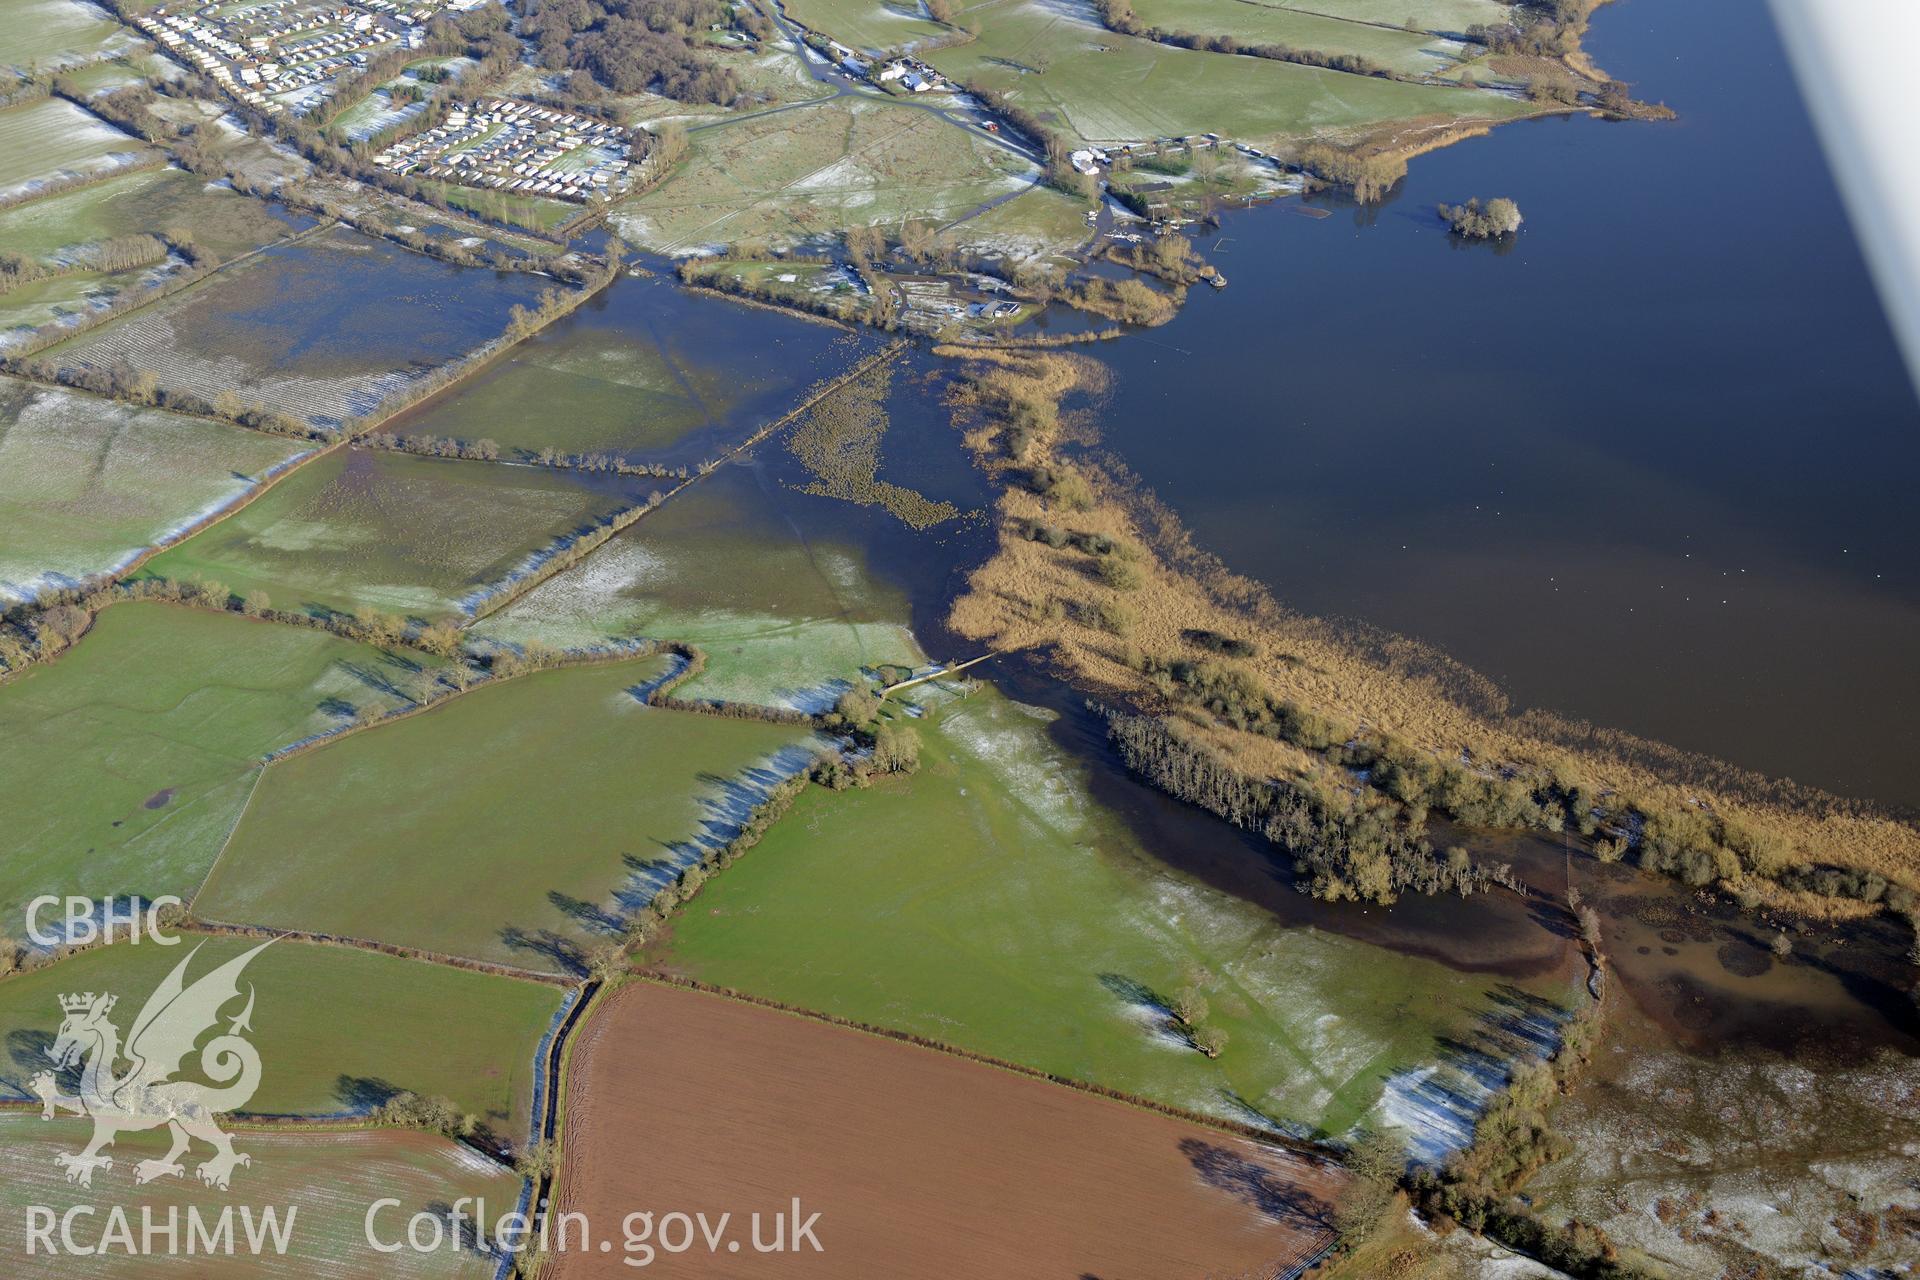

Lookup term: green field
[940,182,1094,261]
[1130,0,1470,77]
[0,263,148,337]
[0,377,307,601]
[655,686,1577,1139]
[0,602,445,926]
[611,96,1035,252]
[142,448,647,622]
[784,0,947,52]
[388,273,873,468]
[1276,0,1515,33]
[418,178,579,233]
[0,96,150,200]
[927,0,1527,146]
[0,0,144,73]
[0,166,295,260]
[45,54,148,97]
[0,1118,519,1278]
[194,657,821,972]
[0,938,559,1136]
[474,462,922,710]
[52,225,548,429]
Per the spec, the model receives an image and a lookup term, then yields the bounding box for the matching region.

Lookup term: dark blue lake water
[1092,0,1920,807]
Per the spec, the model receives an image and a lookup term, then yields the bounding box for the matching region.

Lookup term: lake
[1088,0,1920,808]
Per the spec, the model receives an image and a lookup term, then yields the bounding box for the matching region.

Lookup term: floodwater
[388,270,886,469]
[1088,0,1920,808]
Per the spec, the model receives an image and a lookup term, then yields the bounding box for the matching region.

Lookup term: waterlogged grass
[0,603,444,929]
[657,686,1572,1138]
[0,96,150,200]
[194,658,821,972]
[142,448,648,622]
[611,96,1033,252]
[388,274,878,468]
[0,169,299,264]
[925,0,1526,146]
[0,1118,519,1279]
[474,462,922,711]
[1129,0,1470,77]
[53,225,549,429]
[0,377,306,601]
[0,939,559,1135]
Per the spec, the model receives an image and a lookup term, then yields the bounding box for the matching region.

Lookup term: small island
[1439,196,1525,238]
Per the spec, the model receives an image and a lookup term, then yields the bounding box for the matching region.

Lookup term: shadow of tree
[422,1200,503,1258]
[547,892,625,936]
[334,1074,403,1112]
[4,1029,60,1096]
[500,926,587,977]
[1179,1137,1334,1228]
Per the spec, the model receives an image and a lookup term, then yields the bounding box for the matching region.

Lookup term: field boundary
[178,918,577,987]
[6,213,341,362]
[456,336,912,628]
[3,250,623,614]
[628,971,1339,1161]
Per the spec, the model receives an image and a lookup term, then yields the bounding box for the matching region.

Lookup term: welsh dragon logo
[31,941,271,1191]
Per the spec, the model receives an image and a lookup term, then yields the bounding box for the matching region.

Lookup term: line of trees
[959,79,1094,200]
[1404,992,1641,1278]
[1466,0,1599,59]
[588,773,812,978]
[1107,710,1515,903]
[0,148,165,214]
[1296,143,1408,203]
[0,229,224,360]
[1091,0,1401,79]
[1117,634,1920,930]
[466,494,664,621]
[0,234,169,295]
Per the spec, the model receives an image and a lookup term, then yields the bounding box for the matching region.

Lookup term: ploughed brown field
[552,982,1345,1279]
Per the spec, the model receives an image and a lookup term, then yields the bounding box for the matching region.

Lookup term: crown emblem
[58,992,113,1016]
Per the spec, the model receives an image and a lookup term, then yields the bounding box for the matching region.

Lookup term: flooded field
[388,270,885,469]
[53,225,549,429]
[0,168,302,263]
[476,350,988,708]
[142,446,651,622]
